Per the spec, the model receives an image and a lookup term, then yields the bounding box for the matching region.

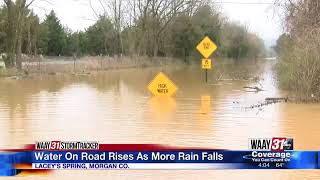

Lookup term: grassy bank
[0,56,186,77]
[0,68,26,78]
[0,56,263,80]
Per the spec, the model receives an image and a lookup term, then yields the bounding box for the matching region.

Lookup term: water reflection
[147,96,176,122]
[200,95,211,115]
[195,95,212,132]
[0,60,319,179]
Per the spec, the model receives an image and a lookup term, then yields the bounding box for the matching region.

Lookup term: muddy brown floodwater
[0,60,319,179]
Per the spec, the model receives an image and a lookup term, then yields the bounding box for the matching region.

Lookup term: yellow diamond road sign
[148,72,177,96]
[196,36,217,59]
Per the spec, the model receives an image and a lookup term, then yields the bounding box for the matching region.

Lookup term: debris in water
[243,86,264,92]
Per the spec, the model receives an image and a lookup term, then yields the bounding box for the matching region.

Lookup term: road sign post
[205,69,208,83]
[196,36,218,83]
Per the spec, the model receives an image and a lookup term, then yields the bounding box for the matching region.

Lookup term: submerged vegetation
[275,0,320,99]
[0,0,265,70]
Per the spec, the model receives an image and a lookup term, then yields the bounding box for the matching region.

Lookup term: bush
[276,31,320,97]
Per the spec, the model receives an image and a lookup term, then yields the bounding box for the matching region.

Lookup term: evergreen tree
[44,10,66,56]
[86,16,115,56]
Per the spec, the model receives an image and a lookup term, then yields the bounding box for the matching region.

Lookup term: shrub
[276,31,320,97]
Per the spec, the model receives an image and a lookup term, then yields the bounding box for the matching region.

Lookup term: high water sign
[148,72,177,96]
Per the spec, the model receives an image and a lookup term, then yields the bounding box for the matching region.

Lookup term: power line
[214,1,275,5]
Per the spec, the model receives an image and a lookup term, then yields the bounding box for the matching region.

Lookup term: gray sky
[216,0,283,47]
[31,0,283,47]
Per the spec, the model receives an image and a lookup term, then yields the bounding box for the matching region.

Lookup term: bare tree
[148,0,198,56]
[89,0,125,56]
[90,0,201,57]
[275,0,320,36]
[3,0,36,69]
[125,0,202,56]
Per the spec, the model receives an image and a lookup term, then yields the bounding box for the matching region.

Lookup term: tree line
[0,0,265,69]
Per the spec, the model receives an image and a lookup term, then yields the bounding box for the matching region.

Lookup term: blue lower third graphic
[0,150,319,175]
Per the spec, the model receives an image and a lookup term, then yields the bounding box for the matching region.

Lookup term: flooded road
[0,60,319,179]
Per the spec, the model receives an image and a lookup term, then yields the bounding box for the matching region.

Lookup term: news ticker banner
[0,141,319,176]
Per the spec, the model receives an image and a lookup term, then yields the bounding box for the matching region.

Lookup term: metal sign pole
[205,69,208,83]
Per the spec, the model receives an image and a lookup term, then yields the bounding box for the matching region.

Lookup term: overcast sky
[30,0,283,47]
